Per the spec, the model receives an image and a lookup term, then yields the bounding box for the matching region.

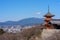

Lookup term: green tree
[0,29,5,35]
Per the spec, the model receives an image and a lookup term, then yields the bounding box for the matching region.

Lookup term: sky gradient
[0,0,60,22]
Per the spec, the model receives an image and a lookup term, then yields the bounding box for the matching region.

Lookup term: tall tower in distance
[44,6,55,29]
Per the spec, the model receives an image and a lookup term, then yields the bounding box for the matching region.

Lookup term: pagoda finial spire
[44,5,55,17]
[48,5,50,13]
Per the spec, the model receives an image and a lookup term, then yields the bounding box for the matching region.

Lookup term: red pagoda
[44,6,55,29]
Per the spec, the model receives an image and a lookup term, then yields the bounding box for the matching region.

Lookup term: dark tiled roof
[44,12,55,17]
[52,19,60,21]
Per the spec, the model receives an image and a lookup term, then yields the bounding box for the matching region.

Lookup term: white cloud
[36,12,41,15]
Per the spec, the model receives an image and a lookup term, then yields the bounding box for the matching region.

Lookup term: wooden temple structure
[43,6,55,29]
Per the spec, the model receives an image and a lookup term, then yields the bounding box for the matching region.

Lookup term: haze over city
[0,0,60,22]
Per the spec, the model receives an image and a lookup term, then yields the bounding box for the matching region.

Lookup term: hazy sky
[0,0,60,22]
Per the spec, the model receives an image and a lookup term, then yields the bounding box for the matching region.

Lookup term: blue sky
[0,0,60,22]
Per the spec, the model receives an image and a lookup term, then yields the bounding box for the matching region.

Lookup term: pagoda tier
[44,13,54,17]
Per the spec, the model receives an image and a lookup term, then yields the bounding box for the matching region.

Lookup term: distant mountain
[17,17,44,26]
[0,17,44,26]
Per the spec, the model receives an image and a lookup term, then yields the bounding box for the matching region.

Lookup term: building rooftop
[44,12,55,17]
[44,6,55,17]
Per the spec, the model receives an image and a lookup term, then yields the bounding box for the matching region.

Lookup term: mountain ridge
[0,17,44,26]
